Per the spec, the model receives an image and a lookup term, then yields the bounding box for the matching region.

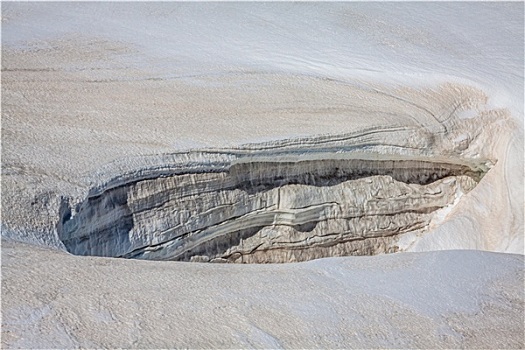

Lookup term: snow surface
[3,2,522,118]
[2,239,523,349]
[1,2,524,348]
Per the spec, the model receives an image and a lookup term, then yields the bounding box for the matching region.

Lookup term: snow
[2,239,523,348]
[1,2,523,348]
[3,2,522,121]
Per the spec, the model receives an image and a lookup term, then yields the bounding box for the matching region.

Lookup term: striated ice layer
[58,142,488,263]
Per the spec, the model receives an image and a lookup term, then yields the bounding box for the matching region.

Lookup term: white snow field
[1,2,524,348]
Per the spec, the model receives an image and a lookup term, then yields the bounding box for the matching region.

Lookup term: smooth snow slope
[2,239,523,349]
[3,2,523,115]
[1,2,524,348]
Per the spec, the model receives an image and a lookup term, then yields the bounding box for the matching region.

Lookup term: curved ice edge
[86,131,494,198]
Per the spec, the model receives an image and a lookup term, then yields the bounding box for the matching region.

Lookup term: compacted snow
[2,239,523,348]
[1,2,523,348]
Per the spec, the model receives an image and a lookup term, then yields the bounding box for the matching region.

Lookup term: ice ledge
[58,134,491,263]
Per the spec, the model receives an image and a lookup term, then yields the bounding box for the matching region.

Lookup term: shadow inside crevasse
[57,156,488,263]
